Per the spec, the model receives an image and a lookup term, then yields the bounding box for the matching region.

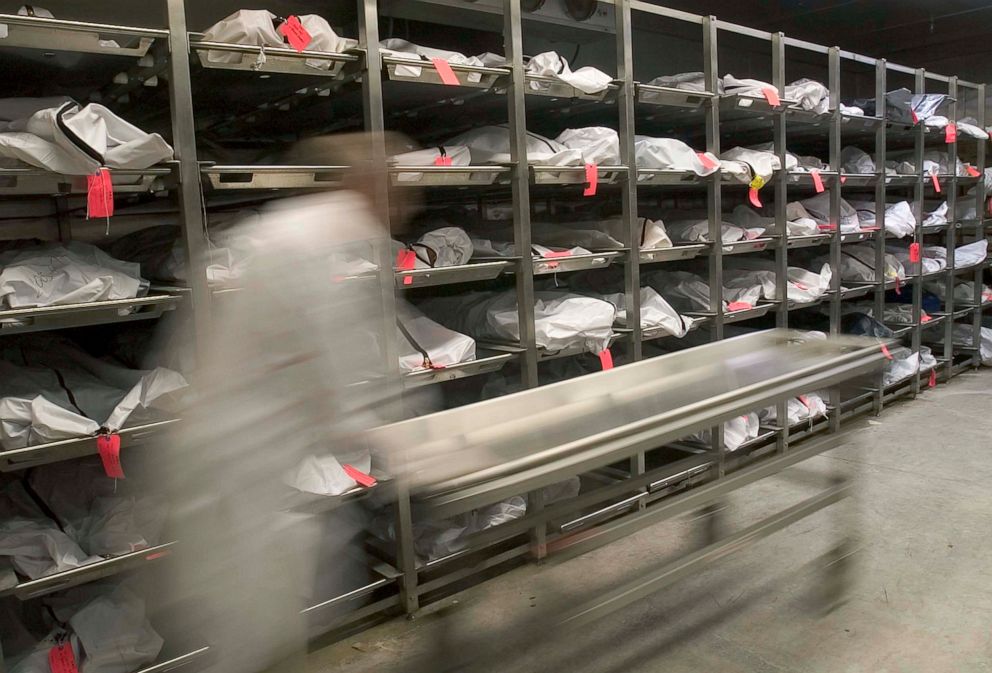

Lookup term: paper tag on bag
[748,187,762,208]
[395,249,416,270]
[342,464,377,488]
[278,16,312,52]
[97,433,124,479]
[761,86,781,106]
[931,172,941,193]
[584,163,598,197]
[945,123,957,144]
[909,242,921,263]
[696,152,719,170]
[810,169,825,193]
[86,168,114,219]
[598,349,614,370]
[431,58,460,86]
[49,641,79,673]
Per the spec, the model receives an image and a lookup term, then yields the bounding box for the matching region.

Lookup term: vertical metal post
[505,0,538,390]
[970,84,987,368]
[358,0,415,614]
[704,16,725,473]
[616,0,641,363]
[872,59,886,413]
[165,0,212,363]
[943,77,959,376]
[827,47,842,432]
[771,32,788,452]
[54,195,72,243]
[910,68,926,396]
[615,0,645,504]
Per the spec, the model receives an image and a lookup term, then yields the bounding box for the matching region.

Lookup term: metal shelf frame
[1,0,987,664]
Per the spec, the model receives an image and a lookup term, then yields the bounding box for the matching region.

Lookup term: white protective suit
[0,98,173,174]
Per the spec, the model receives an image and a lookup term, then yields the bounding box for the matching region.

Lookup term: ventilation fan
[563,0,598,21]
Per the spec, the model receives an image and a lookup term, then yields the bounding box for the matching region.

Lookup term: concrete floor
[309,370,992,673]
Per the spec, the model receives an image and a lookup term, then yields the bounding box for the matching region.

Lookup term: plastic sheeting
[9,586,163,673]
[784,79,829,114]
[0,334,188,449]
[444,125,582,166]
[732,203,818,237]
[380,38,486,82]
[0,99,173,174]
[665,219,764,244]
[846,200,916,238]
[396,302,476,372]
[722,75,777,100]
[555,126,621,165]
[826,244,905,283]
[645,72,709,93]
[0,241,148,309]
[394,227,473,270]
[759,392,827,427]
[924,280,992,304]
[800,192,862,233]
[725,257,832,304]
[951,240,988,267]
[420,290,615,354]
[600,287,695,337]
[524,51,612,95]
[634,136,720,176]
[883,346,936,385]
[284,451,373,496]
[840,146,875,174]
[720,146,793,182]
[389,144,471,167]
[641,271,711,313]
[937,325,992,365]
[202,10,357,66]
[887,243,946,275]
[689,412,760,452]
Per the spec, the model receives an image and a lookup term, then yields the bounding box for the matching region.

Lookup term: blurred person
[157,134,404,673]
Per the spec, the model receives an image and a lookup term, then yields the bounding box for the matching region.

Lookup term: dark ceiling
[647,0,992,82]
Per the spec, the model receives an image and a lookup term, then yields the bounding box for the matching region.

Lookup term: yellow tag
[749,175,765,190]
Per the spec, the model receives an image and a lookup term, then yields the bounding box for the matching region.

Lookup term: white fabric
[555,127,621,165]
[923,202,948,227]
[0,241,147,309]
[0,336,188,449]
[0,100,173,174]
[638,218,672,249]
[602,287,694,337]
[785,78,829,114]
[525,51,612,95]
[840,104,864,116]
[445,125,582,166]
[784,202,820,235]
[955,119,989,140]
[634,136,719,176]
[719,159,752,183]
[924,115,949,129]
[397,303,476,372]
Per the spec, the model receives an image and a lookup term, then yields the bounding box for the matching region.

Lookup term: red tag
[931,172,941,193]
[921,312,932,323]
[86,168,114,219]
[928,369,937,388]
[910,108,919,124]
[818,223,837,231]
[894,276,902,295]
[342,464,377,488]
[840,175,847,184]
[881,343,893,360]
[96,433,124,479]
[49,642,78,673]
[727,301,752,311]
[395,249,416,270]
[748,187,762,208]
[277,16,312,52]
[794,281,809,291]
[433,154,453,167]
[798,394,810,409]
[945,123,957,144]
[598,349,614,370]
[810,169,825,193]
[403,276,413,285]
[967,165,981,178]
[909,242,921,263]
[543,250,574,258]
[696,152,718,170]
[761,86,781,107]
[431,58,460,86]
[584,163,598,197]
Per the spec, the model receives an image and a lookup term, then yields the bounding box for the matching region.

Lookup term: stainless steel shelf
[403,352,514,388]
[0,166,174,196]
[0,13,165,57]
[721,303,775,323]
[386,55,507,88]
[1,542,176,600]
[636,169,709,186]
[136,647,212,673]
[0,295,180,336]
[718,237,774,255]
[522,75,618,101]
[531,165,627,185]
[787,234,832,249]
[190,36,359,77]
[395,261,512,289]
[200,164,347,190]
[841,230,876,243]
[389,166,509,187]
[635,84,714,108]
[0,418,180,471]
[640,244,708,264]
[841,284,875,300]
[532,251,622,275]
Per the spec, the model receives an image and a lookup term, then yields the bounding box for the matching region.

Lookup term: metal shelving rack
[0,0,988,665]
